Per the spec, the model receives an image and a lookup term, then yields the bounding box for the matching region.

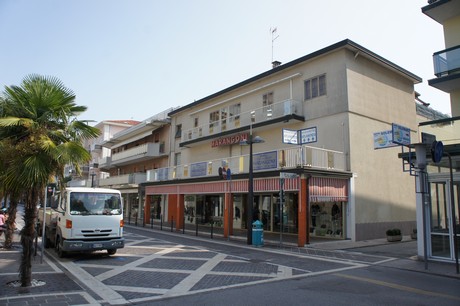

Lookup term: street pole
[247,133,253,245]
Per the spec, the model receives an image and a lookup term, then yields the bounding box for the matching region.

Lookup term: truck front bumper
[62,238,124,252]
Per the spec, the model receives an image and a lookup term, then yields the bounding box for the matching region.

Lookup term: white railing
[111,143,164,163]
[146,145,347,182]
[99,173,147,186]
[182,99,303,142]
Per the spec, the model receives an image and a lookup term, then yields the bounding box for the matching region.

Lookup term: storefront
[142,175,349,246]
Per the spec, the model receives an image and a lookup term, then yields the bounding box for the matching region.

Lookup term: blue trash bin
[252,220,264,247]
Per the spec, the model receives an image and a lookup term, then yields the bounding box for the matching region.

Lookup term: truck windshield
[69,192,122,215]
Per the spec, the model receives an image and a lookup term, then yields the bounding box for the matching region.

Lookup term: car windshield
[69,192,122,215]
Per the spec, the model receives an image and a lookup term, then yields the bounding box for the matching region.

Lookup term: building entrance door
[429,180,460,261]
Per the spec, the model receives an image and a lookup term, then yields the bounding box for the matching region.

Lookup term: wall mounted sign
[254,151,278,171]
[211,133,249,147]
[391,123,411,146]
[283,127,317,145]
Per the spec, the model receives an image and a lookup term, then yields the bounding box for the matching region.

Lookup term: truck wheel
[55,236,67,258]
[107,249,117,256]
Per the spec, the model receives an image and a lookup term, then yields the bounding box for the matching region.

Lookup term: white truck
[38,187,125,257]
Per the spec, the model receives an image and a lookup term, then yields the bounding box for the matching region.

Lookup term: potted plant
[386,228,402,242]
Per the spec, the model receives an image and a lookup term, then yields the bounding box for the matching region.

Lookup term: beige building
[67,119,140,187]
[142,39,422,244]
[413,0,460,264]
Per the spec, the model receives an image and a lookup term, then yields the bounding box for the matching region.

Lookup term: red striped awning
[145,177,299,195]
[309,177,348,202]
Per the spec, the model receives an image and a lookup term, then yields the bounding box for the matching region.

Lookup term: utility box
[252,220,264,247]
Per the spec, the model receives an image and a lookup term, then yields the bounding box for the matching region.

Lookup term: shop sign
[212,133,249,147]
[254,151,278,171]
[157,168,169,180]
[190,162,207,177]
[391,123,411,146]
[283,127,317,145]
[373,130,398,149]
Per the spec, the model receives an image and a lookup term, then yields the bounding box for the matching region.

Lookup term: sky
[0,0,451,125]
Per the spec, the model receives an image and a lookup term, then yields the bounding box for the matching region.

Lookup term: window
[229,103,241,121]
[229,103,241,127]
[263,92,274,117]
[263,92,274,108]
[154,132,160,143]
[194,117,199,128]
[304,74,326,100]
[209,110,219,133]
[221,107,227,130]
[174,152,181,166]
[175,124,182,138]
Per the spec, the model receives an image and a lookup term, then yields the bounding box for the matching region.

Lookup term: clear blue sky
[0,0,450,124]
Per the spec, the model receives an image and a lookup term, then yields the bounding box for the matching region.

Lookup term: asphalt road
[65,227,460,305]
[2,225,459,306]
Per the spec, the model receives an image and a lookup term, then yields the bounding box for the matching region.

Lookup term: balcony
[98,156,112,169]
[181,99,303,145]
[422,0,460,24]
[433,46,460,78]
[146,145,347,182]
[429,46,460,92]
[92,144,102,152]
[99,173,147,187]
[111,142,166,167]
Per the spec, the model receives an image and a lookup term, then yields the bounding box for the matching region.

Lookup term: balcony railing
[111,142,165,165]
[99,173,147,186]
[433,45,460,77]
[98,156,112,169]
[146,145,346,182]
[182,99,303,142]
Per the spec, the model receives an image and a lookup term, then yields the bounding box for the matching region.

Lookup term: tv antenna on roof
[270,27,279,65]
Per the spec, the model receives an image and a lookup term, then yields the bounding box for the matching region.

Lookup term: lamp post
[240,113,264,245]
[90,170,96,188]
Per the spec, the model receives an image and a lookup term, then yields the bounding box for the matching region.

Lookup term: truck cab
[39,187,125,257]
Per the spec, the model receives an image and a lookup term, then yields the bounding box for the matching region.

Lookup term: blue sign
[190,162,207,177]
[157,168,169,181]
[254,151,278,171]
[391,123,411,146]
[283,127,318,145]
[282,129,298,144]
[300,127,317,144]
[431,141,444,163]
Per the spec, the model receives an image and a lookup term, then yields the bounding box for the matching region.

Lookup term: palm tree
[0,74,100,286]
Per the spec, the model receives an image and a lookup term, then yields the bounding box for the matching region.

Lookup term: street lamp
[240,114,264,245]
[90,169,96,187]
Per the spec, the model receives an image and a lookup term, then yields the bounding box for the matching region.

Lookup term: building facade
[67,120,140,187]
[416,0,460,264]
[97,109,173,224]
[142,39,422,245]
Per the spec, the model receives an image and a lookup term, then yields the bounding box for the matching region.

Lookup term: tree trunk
[3,199,18,249]
[20,191,38,287]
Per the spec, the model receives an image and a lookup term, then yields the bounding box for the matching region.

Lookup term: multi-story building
[415,0,460,264]
[97,109,173,223]
[67,120,140,187]
[141,39,423,245]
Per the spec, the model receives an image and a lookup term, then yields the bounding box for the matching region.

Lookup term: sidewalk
[1,217,459,305]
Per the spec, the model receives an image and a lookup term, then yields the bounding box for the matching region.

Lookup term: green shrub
[386,228,401,236]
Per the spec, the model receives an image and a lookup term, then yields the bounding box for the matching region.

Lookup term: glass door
[429,181,460,260]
